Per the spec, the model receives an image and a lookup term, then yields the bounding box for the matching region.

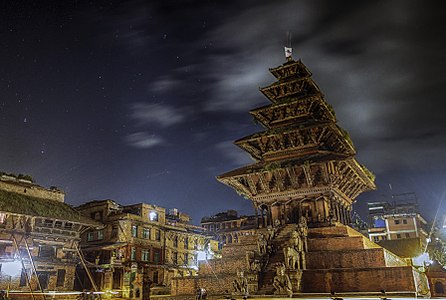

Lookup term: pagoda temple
[170,53,429,298]
[217,56,376,228]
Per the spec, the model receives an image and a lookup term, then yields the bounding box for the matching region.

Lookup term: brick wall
[308,236,365,251]
[302,266,416,293]
[0,180,64,202]
[307,248,388,269]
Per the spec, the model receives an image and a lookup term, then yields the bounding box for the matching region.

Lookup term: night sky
[2,1,446,225]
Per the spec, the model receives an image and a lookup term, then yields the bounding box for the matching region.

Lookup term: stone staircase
[257,224,297,294]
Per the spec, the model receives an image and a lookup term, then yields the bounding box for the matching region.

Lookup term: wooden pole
[11,233,36,300]
[75,243,101,298]
[23,237,46,300]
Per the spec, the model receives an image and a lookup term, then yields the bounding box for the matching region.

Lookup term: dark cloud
[1,0,446,223]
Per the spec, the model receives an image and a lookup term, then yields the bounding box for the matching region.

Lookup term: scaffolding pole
[23,236,47,300]
[11,232,36,300]
[75,243,101,298]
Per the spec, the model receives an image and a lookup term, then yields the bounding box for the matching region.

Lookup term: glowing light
[197,251,207,261]
[149,211,158,221]
[413,252,433,267]
[1,260,22,277]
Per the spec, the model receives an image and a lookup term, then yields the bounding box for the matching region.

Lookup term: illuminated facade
[201,210,257,247]
[0,173,98,294]
[367,196,429,262]
[76,200,217,299]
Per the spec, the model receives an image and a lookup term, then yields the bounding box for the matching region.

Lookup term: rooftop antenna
[285,31,293,61]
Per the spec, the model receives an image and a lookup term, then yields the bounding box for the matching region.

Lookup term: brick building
[367,195,429,262]
[0,173,99,295]
[76,200,217,299]
[201,210,257,247]
[367,195,429,243]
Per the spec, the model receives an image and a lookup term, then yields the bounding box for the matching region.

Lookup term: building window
[405,233,410,238]
[394,219,400,225]
[97,230,104,240]
[374,236,379,242]
[155,229,161,241]
[131,247,136,260]
[153,249,161,263]
[153,271,159,284]
[141,249,150,261]
[143,228,150,239]
[43,219,54,227]
[194,240,198,250]
[173,252,178,264]
[87,232,94,241]
[194,253,198,264]
[132,225,138,237]
[64,222,73,229]
[184,237,189,249]
[111,225,118,237]
[396,234,401,239]
[184,253,189,265]
[403,219,408,224]
[173,236,178,248]
[39,246,55,258]
[149,211,158,222]
[56,269,66,287]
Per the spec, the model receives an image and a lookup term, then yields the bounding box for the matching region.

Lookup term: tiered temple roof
[218,57,375,219]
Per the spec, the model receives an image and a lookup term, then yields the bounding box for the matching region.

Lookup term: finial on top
[284,46,293,61]
[285,31,293,61]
